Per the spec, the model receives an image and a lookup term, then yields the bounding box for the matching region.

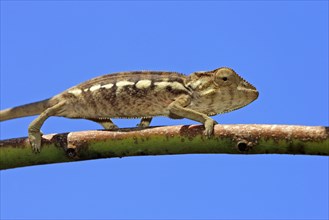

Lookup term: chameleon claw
[137,117,152,128]
[28,131,42,153]
[100,123,119,130]
[203,119,216,137]
[137,122,149,128]
[104,125,119,130]
[203,129,214,138]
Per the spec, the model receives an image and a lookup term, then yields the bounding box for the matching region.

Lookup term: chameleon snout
[238,80,258,97]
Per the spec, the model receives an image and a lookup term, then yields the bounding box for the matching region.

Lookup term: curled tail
[0,98,55,121]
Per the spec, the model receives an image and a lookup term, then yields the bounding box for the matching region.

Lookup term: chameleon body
[0,67,259,152]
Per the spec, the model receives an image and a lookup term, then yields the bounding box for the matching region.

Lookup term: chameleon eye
[213,68,235,86]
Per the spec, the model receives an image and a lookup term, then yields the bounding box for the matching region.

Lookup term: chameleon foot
[28,131,42,153]
[203,119,217,137]
[101,122,119,130]
[137,117,152,128]
[137,121,150,128]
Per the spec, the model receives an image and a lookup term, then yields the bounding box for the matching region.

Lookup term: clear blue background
[1,1,328,219]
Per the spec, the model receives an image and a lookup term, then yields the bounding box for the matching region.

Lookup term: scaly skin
[0,67,259,153]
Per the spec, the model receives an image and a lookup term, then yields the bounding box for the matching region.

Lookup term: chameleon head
[211,67,259,113]
[187,67,259,115]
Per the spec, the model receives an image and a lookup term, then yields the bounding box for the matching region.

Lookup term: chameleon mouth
[215,100,257,115]
[208,99,258,116]
[207,104,249,116]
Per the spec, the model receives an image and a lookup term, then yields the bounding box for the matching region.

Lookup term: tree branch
[1,124,328,170]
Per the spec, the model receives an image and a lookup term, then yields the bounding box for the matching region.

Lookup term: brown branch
[0,124,328,170]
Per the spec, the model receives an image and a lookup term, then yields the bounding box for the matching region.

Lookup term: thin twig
[0,124,328,170]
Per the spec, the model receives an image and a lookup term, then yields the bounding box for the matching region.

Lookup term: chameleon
[0,67,259,153]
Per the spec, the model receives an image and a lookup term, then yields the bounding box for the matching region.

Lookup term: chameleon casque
[0,67,259,153]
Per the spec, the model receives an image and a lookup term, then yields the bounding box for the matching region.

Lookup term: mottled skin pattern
[0,67,259,153]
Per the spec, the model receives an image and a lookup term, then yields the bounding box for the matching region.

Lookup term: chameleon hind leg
[88,118,118,130]
[28,101,66,153]
[137,117,152,128]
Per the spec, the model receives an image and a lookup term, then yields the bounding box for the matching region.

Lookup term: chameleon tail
[0,99,53,121]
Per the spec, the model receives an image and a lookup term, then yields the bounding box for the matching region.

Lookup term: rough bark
[0,124,328,170]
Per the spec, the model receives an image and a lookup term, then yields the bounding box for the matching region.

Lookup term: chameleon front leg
[137,117,153,128]
[28,101,66,153]
[168,95,217,136]
[88,118,118,130]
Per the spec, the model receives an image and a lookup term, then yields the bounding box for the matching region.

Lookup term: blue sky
[0,1,328,219]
